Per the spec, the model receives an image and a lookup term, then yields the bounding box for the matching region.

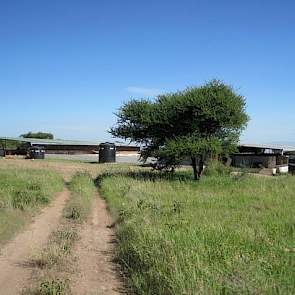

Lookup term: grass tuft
[39,279,69,295]
[63,172,96,222]
[34,227,79,270]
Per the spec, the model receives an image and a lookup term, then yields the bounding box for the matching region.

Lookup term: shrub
[203,159,232,176]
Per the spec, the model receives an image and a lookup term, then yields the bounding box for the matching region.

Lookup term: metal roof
[240,143,295,152]
[0,136,139,147]
[1,137,293,151]
[0,136,99,146]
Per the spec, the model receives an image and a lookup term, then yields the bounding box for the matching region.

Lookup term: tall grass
[0,168,63,244]
[100,172,295,294]
[63,172,96,222]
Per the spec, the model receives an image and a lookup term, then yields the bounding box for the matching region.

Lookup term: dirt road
[70,194,125,294]
[0,189,70,295]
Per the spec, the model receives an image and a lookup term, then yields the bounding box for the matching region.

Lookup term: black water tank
[29,146,45,159]
[99,142,116,163]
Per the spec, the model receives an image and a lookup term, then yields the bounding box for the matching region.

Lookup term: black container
[99,142,116,163]
[29,146,45,159]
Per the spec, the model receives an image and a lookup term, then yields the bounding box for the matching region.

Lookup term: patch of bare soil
[70,194,125,295]
[0,189,70,295]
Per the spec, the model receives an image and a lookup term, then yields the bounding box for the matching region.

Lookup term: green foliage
[111,80,249,178]
[20,131,54,139]
[0,139,18,150]
[39,279,69,295]
[158,136,222,167]
[101,172,295,294]
[203,160,233,176]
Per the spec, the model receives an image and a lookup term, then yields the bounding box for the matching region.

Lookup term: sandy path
[0,188,70,295]
[70,194,125,295]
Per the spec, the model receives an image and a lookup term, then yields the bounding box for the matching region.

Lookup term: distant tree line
[20,131,54,139]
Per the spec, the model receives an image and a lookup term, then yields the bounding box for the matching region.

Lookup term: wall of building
[34,144,140,155]
[116,146,140,152]
[43,144,98,154]
[232,154,277,168]
[276,155,289,165]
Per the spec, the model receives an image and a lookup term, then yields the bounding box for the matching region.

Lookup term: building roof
[0,136,138,147]
[240,143,295,152]
[0,136,99,146]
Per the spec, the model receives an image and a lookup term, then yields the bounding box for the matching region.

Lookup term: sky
[0,0,294,143]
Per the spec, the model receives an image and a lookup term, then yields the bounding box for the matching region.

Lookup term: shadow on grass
[94,169,194,188]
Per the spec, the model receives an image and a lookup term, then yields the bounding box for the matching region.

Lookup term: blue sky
[0,0,294,143]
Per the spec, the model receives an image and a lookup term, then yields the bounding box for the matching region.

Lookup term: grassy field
[1,159,294,294]
[0,167,63,244]
[100,171,295,294]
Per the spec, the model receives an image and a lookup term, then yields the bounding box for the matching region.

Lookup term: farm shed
[232,144,291,171]
[39,142,139,155]
[0,136,139,156]
[284,150,295,174]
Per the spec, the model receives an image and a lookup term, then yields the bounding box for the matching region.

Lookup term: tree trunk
[191,157,199,181]
[198,157,204,178]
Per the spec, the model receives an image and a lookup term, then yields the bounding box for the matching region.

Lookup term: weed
[39,279,69,295]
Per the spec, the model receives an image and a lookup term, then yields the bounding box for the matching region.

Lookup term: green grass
[63,172,96,222]
[38,279,69,295]
[100,171,295,294]
[0,167,63,244]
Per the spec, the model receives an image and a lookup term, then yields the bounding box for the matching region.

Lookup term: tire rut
[0,188,70,295]
[70,194,125,295]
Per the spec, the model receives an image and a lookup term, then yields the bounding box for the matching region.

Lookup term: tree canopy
[111,80,249,179]
[20,131,54,140]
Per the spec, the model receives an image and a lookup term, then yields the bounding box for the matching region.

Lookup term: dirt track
[70,194,124,294]
[0,189,70,295]
[0,159,125,294]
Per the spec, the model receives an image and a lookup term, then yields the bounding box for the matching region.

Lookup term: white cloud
[126,86,163,97]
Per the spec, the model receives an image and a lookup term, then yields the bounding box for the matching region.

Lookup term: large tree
[111,80,249,180]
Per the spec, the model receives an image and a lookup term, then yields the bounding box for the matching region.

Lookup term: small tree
[20,131,54,140]
[111,80,249,180]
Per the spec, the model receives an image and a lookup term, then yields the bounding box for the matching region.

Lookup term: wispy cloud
[126,86,163,97]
